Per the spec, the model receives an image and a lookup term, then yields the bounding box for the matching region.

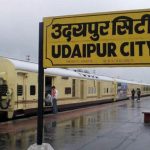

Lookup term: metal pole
[37,22,44,145]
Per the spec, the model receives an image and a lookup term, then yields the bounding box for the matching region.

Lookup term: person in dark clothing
[137,88,141,101]
[131,89,135,100]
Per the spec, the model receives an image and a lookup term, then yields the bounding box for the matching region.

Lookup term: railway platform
[0,97,150,150]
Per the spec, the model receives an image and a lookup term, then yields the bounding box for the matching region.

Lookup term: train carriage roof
[1,57,150,85]
[3,57,114,81]
[115,78,150,86]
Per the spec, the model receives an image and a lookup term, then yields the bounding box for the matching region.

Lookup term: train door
[80,80,85,99]
[45,76,52,95]
[17,73,27,109]
[98,82,101,98]
[117,82,128,100]
[72,79,76,97]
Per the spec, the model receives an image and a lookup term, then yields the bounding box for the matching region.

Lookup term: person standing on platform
[137,88,141,101]
[131,89,135,100]
[51,86,58,114]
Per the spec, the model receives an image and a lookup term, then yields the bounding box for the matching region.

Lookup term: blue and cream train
[0,56,150,119]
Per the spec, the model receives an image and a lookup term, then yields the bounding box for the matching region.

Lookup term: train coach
[0,56,150,119]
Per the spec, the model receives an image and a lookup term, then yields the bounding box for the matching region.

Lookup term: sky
[0,0,150,83]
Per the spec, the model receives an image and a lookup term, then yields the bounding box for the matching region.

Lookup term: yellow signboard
[43,9,150,68]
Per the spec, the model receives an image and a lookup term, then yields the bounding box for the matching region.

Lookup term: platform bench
[142,111,150,123]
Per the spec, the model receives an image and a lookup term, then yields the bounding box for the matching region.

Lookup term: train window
[0,84,8,96]
[65,87,71,94]
[88,87,96,94]
[117,83,121,86]
[16,139,22,147]
[90,87,92,94]
[30,85,36,95]
[88,87,91,94]
[104,88,108,93]
[17,85,23,96]
[107,88,109,93]
[92,87,94,93]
